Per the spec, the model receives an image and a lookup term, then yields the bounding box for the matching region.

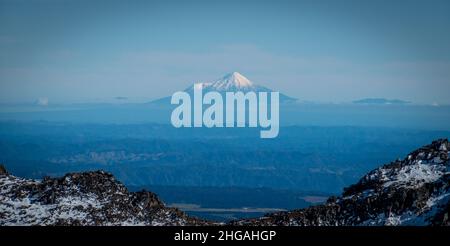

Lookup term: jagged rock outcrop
[231,139,450,226]
[0,165,7,176]
[0,169,209,225]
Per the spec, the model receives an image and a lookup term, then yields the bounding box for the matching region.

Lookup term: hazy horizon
[1,0,450,105]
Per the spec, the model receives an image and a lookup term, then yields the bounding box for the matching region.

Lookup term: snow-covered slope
[232,139,450,226]
[0,168,209,226]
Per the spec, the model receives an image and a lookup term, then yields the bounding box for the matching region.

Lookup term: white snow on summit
[185,72,271,93]
[208,72,254,90]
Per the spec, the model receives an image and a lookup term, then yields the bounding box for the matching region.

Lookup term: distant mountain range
[151,72,296,104]
[353,98,410,105]
[1,139,449,225]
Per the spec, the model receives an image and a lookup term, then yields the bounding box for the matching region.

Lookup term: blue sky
[1,0,450,104]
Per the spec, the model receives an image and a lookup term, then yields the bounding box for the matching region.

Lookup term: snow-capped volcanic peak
[187,72,267,93]
[152,72,296,103]
[210,72,254,90]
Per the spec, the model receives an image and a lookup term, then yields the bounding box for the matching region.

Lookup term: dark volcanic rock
[231,139,450,226]
[0,168,210,225]
[0,164,7,176]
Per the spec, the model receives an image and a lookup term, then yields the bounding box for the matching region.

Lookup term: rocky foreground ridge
[231,139,450,226]
[1,139,449,226]
[0,166,209,225]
